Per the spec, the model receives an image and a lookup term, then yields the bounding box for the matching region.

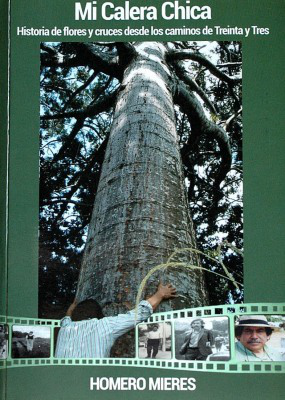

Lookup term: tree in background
[39,41,242,319]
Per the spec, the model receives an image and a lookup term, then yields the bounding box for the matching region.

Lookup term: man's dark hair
[235,326,274,337]
[72,299,104,321]
[190,318,205,328]
[150,324,159,330]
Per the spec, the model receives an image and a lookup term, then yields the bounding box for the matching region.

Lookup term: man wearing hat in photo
[235,315,284,361]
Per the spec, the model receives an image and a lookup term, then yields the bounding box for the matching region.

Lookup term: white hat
[236,315,278,330]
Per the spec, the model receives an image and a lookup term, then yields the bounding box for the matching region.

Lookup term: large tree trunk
[76,42,208,316]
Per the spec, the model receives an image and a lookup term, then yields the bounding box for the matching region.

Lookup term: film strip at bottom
[0,302,284,373]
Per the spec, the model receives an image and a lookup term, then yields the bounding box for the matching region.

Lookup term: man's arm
[64,283,176,317]
[179,334,191,355]
[65,299,78,317]
[107,283,177,340]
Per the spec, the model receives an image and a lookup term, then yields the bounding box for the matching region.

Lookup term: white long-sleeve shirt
[55,300,153,358]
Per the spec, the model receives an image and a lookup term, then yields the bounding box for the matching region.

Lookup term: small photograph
[138,322,172,359]
[175,317,230,361]
[12,325,51,358]
[235,315,285,362]
[0,324,9,359]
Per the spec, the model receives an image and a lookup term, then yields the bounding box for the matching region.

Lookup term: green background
[1,0,285,399]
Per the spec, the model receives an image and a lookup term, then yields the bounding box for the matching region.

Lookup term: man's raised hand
[157,283,177,300]
[147,282,177,310]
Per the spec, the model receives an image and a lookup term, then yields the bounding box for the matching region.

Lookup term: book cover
[1,1,284,399]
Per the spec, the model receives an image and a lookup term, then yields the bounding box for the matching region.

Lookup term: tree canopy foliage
[39,41,243,317]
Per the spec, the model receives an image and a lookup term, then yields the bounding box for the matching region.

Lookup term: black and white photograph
[0,324,9,359]
[234,314,285,362]
[175,317,230,361]
[12,325,51,358]
[138,322,172,359]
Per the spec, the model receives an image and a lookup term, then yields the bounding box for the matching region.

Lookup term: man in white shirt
[55,283,176,358]
[146,324,162,359]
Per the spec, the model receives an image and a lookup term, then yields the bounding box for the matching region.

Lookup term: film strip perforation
[0,358,283,372]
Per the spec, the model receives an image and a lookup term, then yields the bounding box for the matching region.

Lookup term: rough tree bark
[76,42,208,315]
